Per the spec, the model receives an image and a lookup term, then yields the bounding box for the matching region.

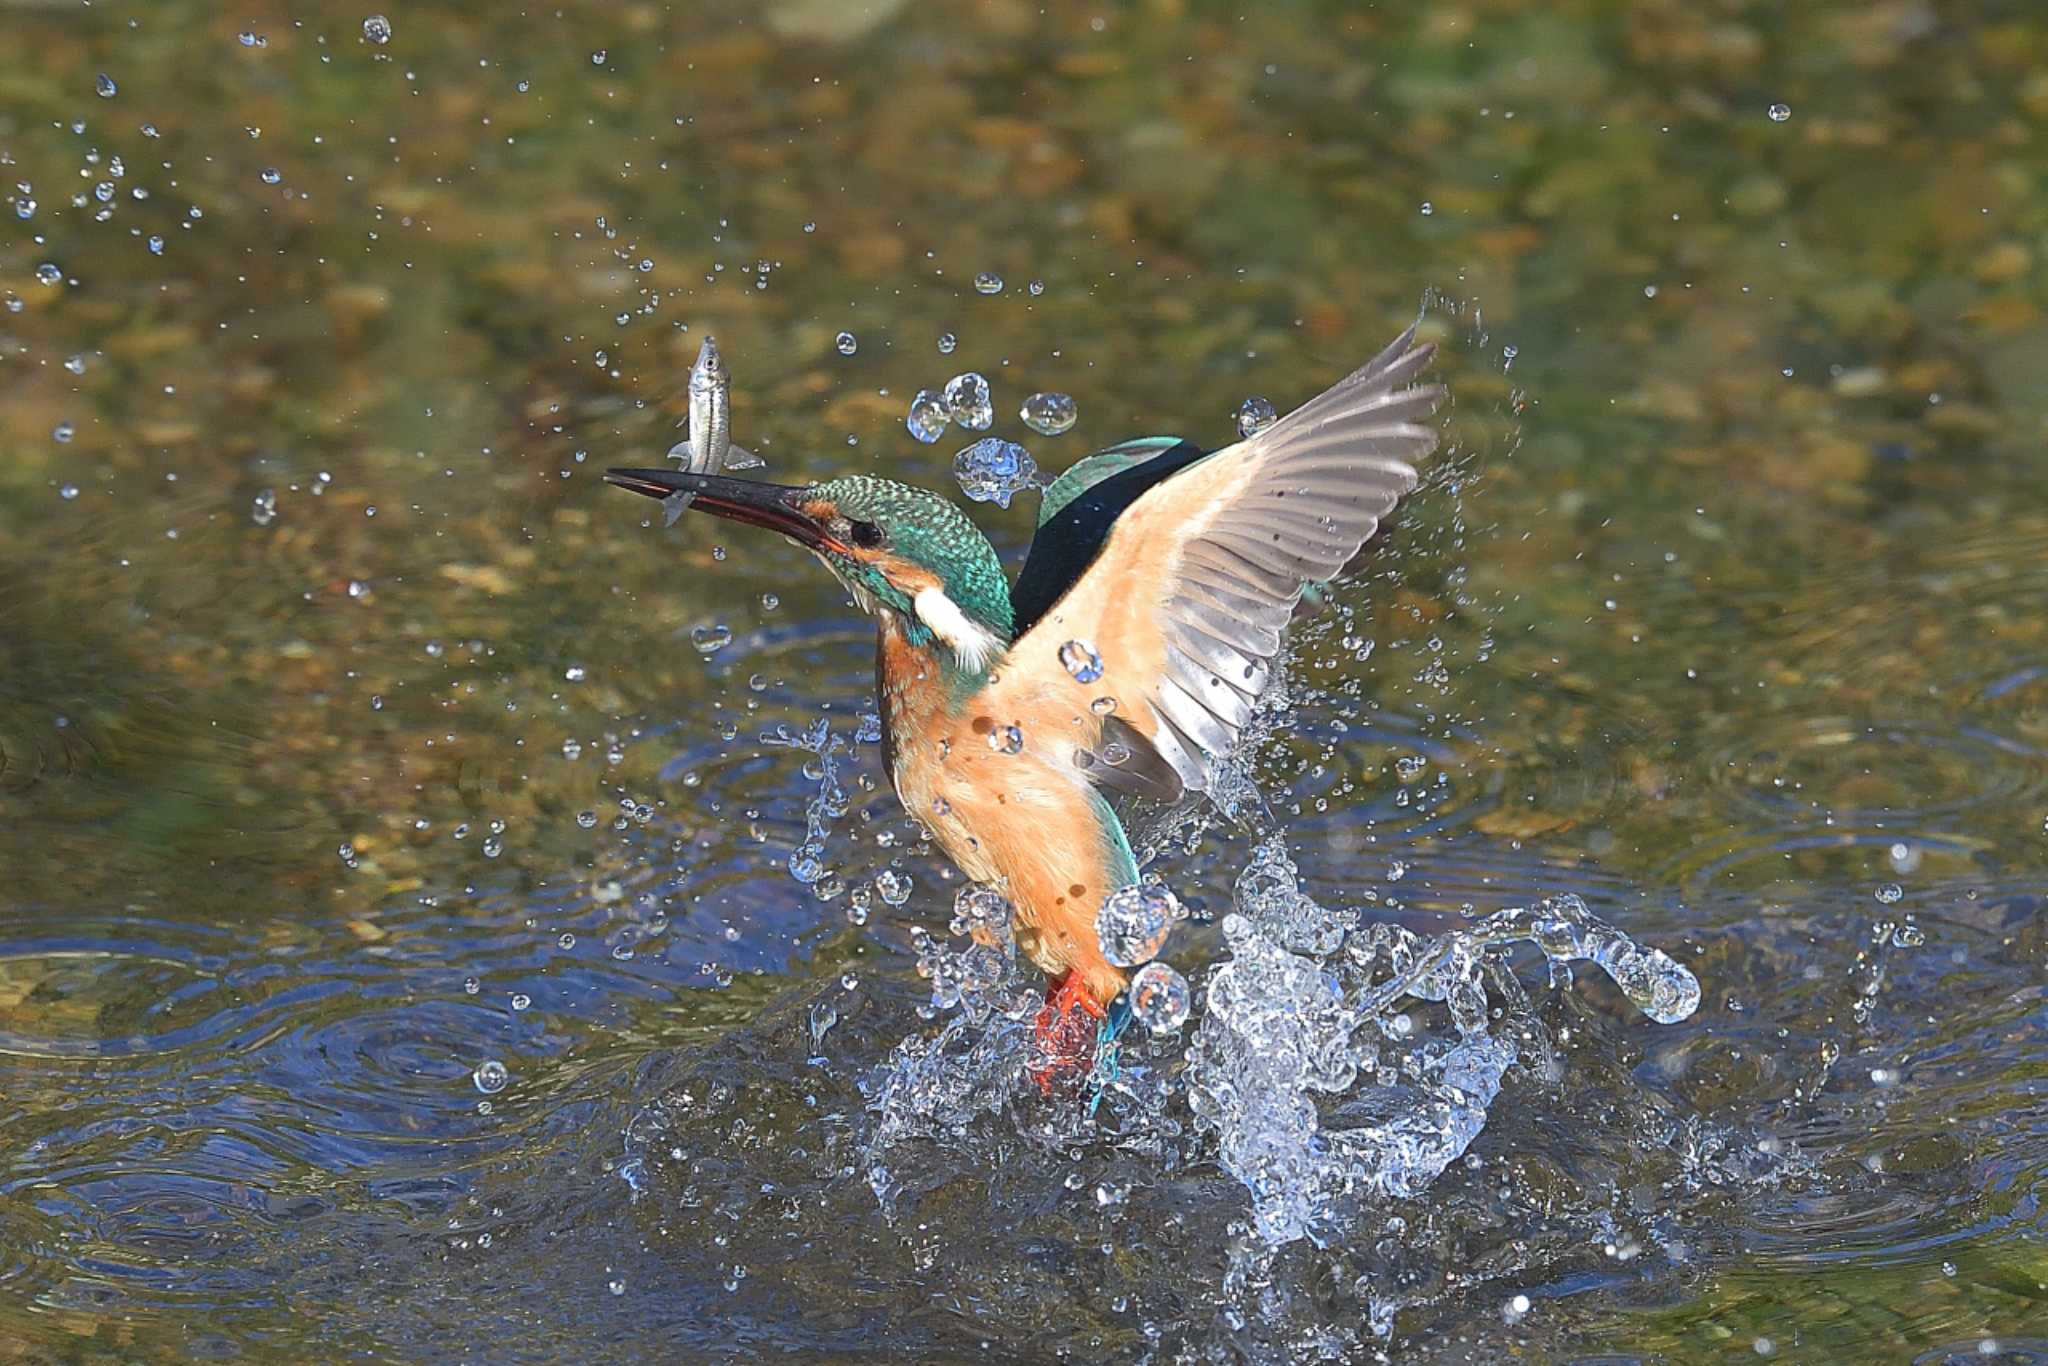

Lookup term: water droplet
[35,263,63,287]
[591,50,607,65]
[1027,279,1045,296]
[52,422,74,444]
[472,1060,509,1094]
[482,836,503,858]
[1129,961,1191,1031]
[1236,396,1278,438]
[952,438,1035,508]
[973,271,1003,295]
[874,869,912,905]
[1874,883,1904,905]
[904,388,949,443]
[942,372,994,431]
[14,198,34,220]
[564,664,587,683]
[1892,922,1925,948]
[58,484,79,500]
[463,976,481,995]
[147,235,164,255]
[1097,884,1183,967]
[1058,639,1103,683]
[608,1278,625,1297]
[692,624,733,654]
[1090,696,1117,716]
[986,723,1024,754]
[1419,200,1434,216]
[834,330,857,356]
[237,31,267,47]
[363,13,392,44]
[96,73,117,98]
[558,932,576,950]
[1767,102,1792,123]
[260,168,281,185]
[1020,391,1077,436]
[936,332,957,355]
[511,993,532,1011]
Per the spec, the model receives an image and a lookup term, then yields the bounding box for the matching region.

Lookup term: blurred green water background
[1,0,2046,1360]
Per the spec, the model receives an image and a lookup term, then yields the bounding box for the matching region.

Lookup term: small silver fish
[664,335,761,520]
[669,334,761,472]
[682,334,731,470]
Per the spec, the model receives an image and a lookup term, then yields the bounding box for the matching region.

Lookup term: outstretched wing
[1011,437,1208,638]
[993,326,1443,799]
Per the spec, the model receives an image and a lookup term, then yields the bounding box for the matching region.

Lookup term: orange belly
[879,632,1126,1005]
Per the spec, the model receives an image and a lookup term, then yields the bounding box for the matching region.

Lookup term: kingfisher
[606,326,1443,1085]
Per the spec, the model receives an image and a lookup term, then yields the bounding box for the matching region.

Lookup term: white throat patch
[913,586,1000,673]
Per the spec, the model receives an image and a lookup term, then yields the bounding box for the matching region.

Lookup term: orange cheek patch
[880,559,943,595]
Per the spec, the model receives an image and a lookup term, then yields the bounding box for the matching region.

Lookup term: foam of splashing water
[758,717,852,890]
[862,839,1699,1253]
[1189,840,1697,1246]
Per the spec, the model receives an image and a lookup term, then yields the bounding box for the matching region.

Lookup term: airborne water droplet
[952,438,1035,508]
[904,388,948,443]
[1129,961,1191,1031]
[1236,396,1278,437]
[1097,884,1182,967]
[942,372,994,431]
[1058,639,1104,683]
[1020,391,1078,436]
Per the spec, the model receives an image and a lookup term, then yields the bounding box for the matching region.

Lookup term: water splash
[759,717,853,891]
[1188,840,1697,1245]
[952,437,1036,508]
[863,835,1699,1256]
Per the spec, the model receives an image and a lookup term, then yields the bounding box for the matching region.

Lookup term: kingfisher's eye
[847,521,884,549]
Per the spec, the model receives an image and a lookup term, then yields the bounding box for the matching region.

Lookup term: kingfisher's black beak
[604,469,842,552]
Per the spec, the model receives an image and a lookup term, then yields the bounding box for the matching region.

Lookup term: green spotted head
[603,467,1013,676]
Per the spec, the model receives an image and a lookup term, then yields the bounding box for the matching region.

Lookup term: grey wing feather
[1147,326,1443,795]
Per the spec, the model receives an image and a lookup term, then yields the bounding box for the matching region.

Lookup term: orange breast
[877,619,1126,1005]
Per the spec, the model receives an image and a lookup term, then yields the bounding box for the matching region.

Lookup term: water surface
[1,0,2045,1360]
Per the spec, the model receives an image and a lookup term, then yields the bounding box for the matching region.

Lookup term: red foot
[1028,971,1106,1095]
